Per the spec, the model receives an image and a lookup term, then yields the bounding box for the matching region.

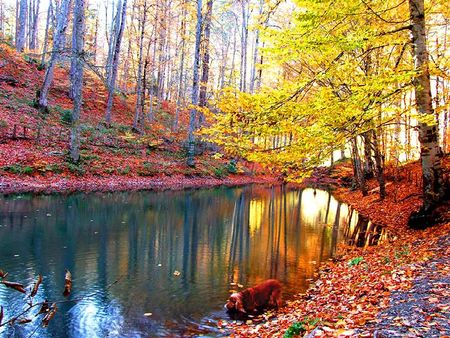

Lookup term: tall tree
[198,0,213,126]
[15,0,27,52]
[41,0,53,66]
[105,0,128,125]
[408,0,446,223]
[187,0,203,167]
[36,0,71,112]
[28,0,40,50]
[239,0,249,92]
[69,0,86,162]
[172,0,187,131]
[132,0,147,132]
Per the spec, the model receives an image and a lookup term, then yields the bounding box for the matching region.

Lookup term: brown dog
[225,279,282,314]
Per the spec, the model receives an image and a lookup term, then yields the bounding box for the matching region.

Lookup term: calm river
[0,185,387,337]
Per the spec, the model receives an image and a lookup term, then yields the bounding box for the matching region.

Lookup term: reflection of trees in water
[0,187,373,336]
[342,207,390,248]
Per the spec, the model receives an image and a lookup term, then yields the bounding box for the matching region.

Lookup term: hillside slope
[0,44,267,193]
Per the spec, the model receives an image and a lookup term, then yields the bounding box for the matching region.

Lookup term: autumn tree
[15,0,26,52]
[69,0,86,162]
[35,0,72,112]
[187,0,203,167]
[408,0,446,226]
[105,0,128,125]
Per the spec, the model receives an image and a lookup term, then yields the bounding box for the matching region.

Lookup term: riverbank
[0,173,279,195]
[228,159,450,337]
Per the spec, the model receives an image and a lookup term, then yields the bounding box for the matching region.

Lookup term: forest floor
[0,43,271,194]
[227,158,450,338]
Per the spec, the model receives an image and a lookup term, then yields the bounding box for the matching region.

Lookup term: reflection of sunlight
[248,199,264,236]
[300,189,330,225]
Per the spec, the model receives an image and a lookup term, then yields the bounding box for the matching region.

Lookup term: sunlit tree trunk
[408,0,445,216]
[70,0,85,162]
[16,0,27,52]
[105,0,127,125]
[250,0,263,93]
[132,0,147,132]
[36,0,71,112]
[198,0,213,127]
[229,17,237,87]
[239,0,248,92]
[187,0,202,167]
[173,0,187,131]
[351,137,367,196]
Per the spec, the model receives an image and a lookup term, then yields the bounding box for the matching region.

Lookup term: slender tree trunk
[351,137,368,196]
[198,0,213,127]
[229,19,237,87]
[372,129,386,199]
[363,131,374,178]
[250,0,263,93]
[239,0,248,92]
[93,8,99,65]
[132,0,147,132]
[16,0,27,52]
[408,0,445,217]
[187,0,202,167]
[41,0,53,66]
[105,0,128,125]
[173,0,187,131]
[70,0,85,163]
[105,0,120,84]
[36,0,71,112]
[29,0,40,50]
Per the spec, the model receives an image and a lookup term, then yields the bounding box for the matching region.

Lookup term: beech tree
[15,0,27,52]
[187,0,203,167]
[408,0,446,224]
[132,0,148,132]
[41,0,53,66]
[28,0,40,50]
[105,0,128,125]
[36,0,71,112]
[69,0,86,162]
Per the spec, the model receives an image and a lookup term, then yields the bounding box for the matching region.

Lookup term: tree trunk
[69,0,85,163]
[250,0,263,93]
[173,0,187,131]
[105,0,127,125]
[36,0,71,112]
[133,0,147,132]
[187,0,202,167]
[351,137,368,196]
[408,0,445,219]
[41,0,53,66]
[29,0,40,50]
[16,0,27,52]
[229,18,237,87]
[372,129,386,199]
[198,0,213,126]
[363,131,374,178]
[239,0,248,92]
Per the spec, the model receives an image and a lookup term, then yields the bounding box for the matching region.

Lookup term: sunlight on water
[0,186,388,337]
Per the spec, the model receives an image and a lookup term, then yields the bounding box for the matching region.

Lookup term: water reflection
[0,186,387,337]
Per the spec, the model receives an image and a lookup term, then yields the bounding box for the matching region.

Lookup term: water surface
[0,185,387,337]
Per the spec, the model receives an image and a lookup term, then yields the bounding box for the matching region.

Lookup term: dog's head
[225,292,246,313]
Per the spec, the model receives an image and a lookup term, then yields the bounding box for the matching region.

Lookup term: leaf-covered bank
[227,159,449,337]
